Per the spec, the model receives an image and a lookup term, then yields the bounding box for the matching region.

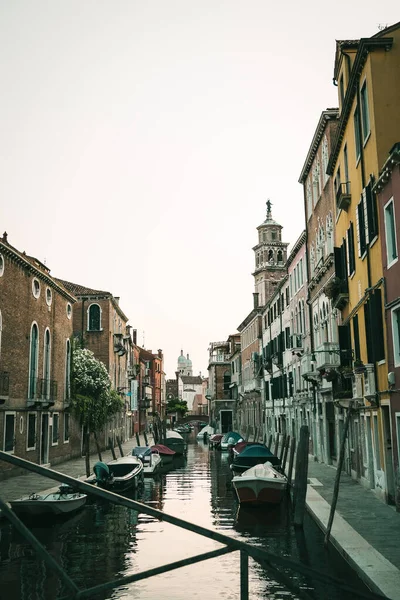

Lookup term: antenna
[142,330,145,348]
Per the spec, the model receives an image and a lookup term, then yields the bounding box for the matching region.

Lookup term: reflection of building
[0,233,77,478]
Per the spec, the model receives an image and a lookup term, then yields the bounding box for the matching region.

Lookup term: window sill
[369,235,378,249]
[378,359,386,366]
[63,440,70,444]
[26,447,36,452]
[387,257,398,269]
[363,130,371,148]
[355,154,361,168]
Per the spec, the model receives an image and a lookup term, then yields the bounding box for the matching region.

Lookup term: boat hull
[10,493,87,517]
[233,479,286,505]
[143,454,162,477]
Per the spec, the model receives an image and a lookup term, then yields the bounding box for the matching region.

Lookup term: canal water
[0,433,370,600]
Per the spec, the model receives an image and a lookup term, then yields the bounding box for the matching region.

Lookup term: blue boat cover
[238,445,275,458]
[132,446,152,458]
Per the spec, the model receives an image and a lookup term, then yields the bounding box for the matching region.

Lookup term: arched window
[310,244,315,274]
[88,304,101,331]
[326,212,333,254]
[295,306,299,334]
[277,250,283,263]
[65,339,71,400]
[307,180,312,219]
[43,329,51,398]
[322,136,329,185]
[29,323,39,399]
[268,249,274,262]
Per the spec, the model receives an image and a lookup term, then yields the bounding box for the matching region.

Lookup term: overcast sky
[1,2,399,378]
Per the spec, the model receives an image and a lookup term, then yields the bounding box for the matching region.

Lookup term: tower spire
[266,199,272,220]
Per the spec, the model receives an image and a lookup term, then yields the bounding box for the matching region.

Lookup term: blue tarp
[221,431,242,443]
[238,445,275,458]
[132,446,151,458]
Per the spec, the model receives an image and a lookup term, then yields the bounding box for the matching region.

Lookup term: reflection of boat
[151,444,176,465]
[164,430,186,455]
[208,433,223,449]
[220,431,244,451]
[231,444,281,473]
[132,446,162,476]
[232,462,287,505]
[10,486,87,517]
[87,456,144,492]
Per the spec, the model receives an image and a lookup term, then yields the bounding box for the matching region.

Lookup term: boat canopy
[132,446,152,459]
[222,431,243,443]
[238,445,275,458]
[166,430,184,440]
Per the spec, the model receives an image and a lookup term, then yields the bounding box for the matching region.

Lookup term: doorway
[220,410,233,434]
[40,413,49,464]
[382,406,395,504]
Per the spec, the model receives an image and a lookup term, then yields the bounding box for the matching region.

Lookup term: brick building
[0,233,78,479]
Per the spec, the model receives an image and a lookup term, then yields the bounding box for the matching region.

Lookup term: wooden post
[85,430,91,477]
[94,432,102,462]
[279,434,287,462]
[116,436,124,457]
[253,427,258,443]
[324,404,353,546]
[293,425,309,527]
[273,433,280,456]
[108,437,117,461]
[135,432,140,447]
[143,431,148,446]
[282,435,290,474]
[287,437,296,484]
[267,433,272,449]
[162,420,167,444]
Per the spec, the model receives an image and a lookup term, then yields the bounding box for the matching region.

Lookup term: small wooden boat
[196,425,214,440]
[164,430,186,455]
[132,446,162,476]
[88,456,144,492]
[151,443,176,465]
[232,461,287,505]
[220,431,244,451]
[10,486,87,517]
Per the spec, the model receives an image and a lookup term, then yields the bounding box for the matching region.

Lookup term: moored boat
[10,486,87,517]
[151,443,176,465]
[196,424,214,440]
[220,431,244,451]
[164,430,186,455]
[232,461,287,505]
[208,433,223,449]
[132,446,162,476]
[231,443,281,473]
[88,456,144,492]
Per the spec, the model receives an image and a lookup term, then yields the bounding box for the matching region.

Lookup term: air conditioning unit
[364,366,376,399]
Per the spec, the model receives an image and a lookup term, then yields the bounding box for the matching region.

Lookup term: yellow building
[326,22,400,502]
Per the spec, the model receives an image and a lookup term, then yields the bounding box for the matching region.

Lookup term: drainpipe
[81,298,87,348]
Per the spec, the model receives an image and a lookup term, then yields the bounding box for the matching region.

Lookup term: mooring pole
[240,550,249,600]
[324,403,353,546]
[293,425,309,527]
[116,436,124,457]
[108,437,117,461]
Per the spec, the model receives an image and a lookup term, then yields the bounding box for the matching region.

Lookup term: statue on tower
[266,199,272,220]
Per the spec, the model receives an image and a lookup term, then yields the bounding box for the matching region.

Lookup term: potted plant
[324,277,343,300]
[353,359,366,374]
[340,365,354,379]
[322,368,338,382]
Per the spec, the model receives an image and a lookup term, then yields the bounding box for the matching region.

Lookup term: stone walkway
[307,459,400,599]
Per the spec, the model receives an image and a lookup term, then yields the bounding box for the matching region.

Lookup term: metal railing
[0,451,387,600]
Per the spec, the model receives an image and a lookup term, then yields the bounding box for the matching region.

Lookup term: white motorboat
[164,430,186,455]
[232,461,287,506]
[10,486,87,517]
[88,455,144,492]
[196,425,214,440]
[132,446,162,476]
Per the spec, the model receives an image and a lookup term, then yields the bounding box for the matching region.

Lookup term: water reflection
[0,435,369,600]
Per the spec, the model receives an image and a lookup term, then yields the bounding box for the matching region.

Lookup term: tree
[166,398,188,418]
[71,345,124,474]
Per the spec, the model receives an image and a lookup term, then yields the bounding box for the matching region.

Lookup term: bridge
[175,414,209,425]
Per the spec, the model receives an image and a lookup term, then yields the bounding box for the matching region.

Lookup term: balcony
[336,181,351,211]
[326,277,349,310]
[315,343,341,371]
[28,377,58,407]
[208,353,231,364]
[0,371,9,399]
[139,399,151,409]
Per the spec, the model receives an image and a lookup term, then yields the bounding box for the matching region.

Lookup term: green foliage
[71,345,124,433]
[166,398,188,417]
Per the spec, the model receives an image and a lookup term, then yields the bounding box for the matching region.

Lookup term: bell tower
[252,200,288,306]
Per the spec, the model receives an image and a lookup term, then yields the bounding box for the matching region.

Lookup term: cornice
[373,142,400,193]
[298,109,339,183]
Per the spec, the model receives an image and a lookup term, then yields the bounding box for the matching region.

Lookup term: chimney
[2,232,8,243]
[158,348,163,358]
[253,292,259,308]
[132,329,137,344]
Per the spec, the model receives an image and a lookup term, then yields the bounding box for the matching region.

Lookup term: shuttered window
[357,199,367,256]
[348,222,356,275]
[364,289,385,363]
[338,324,352,366]
[353,315,361,361]
[365,183,378,242]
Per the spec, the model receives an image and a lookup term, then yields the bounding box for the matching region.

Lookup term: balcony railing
[315,343,341,370]
[209,353,231,363]
[336,181,351,211]
[0,372,9,396]
[28,377,58,404]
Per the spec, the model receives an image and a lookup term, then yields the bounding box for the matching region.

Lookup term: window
[52,413,59,445]
[66,303,72,319]
[384,198,398,267]
[360,82,370,143]
[354,107,361,162]
[356,197,367,257]
[46,287,52,306]
[364,289,385,363]
[32,278,41,299]
[65,339,71,400]
[391,305,400,367]
[307,180,312,220]
[322,136,329,185]
[64,413,70,442]
[43,329,51,399]
[285,287,289,306]
[29,323,39,399]
[299,259,304,286]
[373,415,381,470]
[4,412,15,453]
[344,144,349,185]
[88,304,101,331]
[347,222,355,275]
[27,413,36,450]
[0,254,4,277]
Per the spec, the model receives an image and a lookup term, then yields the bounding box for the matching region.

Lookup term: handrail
[0,451,388,600]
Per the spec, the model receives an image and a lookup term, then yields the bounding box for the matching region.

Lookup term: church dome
[178,350,186,364]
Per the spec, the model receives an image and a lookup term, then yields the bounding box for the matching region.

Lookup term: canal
[0,433,371,600]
